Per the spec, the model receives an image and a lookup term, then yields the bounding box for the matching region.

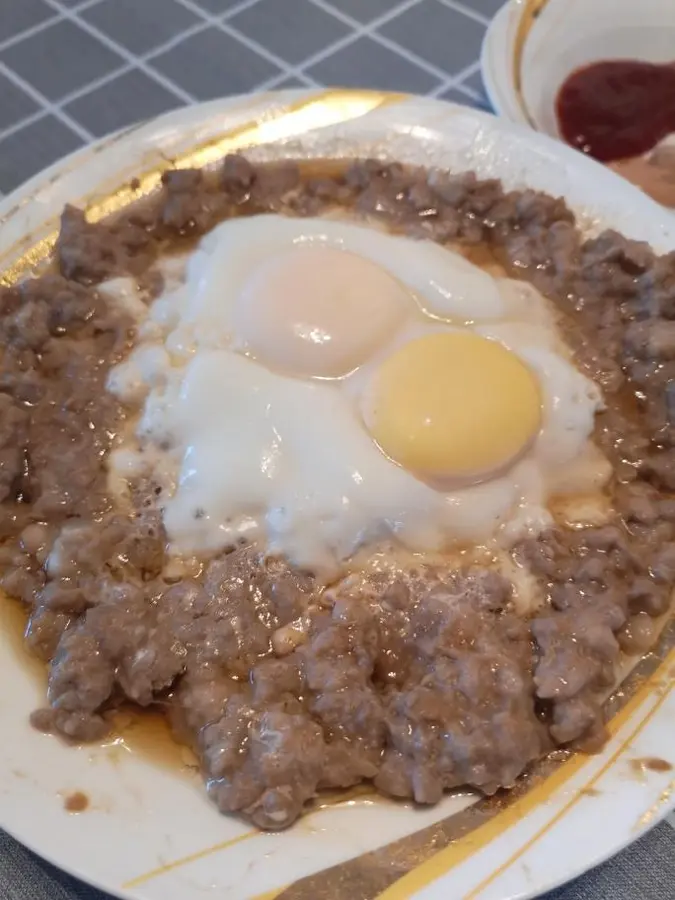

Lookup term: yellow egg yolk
[364,331,542,485]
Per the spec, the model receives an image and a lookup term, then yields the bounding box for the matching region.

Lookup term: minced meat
[0,155,672,829]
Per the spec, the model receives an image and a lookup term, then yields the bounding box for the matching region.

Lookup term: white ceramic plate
[1,90,674,900]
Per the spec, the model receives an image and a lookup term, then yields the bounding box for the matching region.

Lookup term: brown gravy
[63,790,89,812]
[104,708,198,772]
[0,594,45,684]
[631,757,673,774]
[0,591,195,773]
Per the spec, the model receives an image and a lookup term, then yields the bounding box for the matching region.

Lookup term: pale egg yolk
[233,245,408,378]
[364,332,542,485]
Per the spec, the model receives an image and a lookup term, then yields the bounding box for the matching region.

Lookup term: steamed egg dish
[108,214,607,571]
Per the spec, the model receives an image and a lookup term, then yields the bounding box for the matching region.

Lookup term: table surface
[0,1,673,898]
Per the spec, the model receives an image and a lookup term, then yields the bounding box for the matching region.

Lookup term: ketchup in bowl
[556,59,675,162]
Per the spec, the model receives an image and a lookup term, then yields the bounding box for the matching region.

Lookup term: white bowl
[482,0,675,140]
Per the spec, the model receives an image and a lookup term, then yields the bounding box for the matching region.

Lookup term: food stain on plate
[580,787,602,798]
[630,757,673,777]
[62,790,90,813]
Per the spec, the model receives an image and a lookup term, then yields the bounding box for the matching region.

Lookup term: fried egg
[107,214,608,572]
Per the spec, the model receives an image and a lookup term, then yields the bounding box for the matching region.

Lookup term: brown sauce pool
[0,591,193,772]
[2,588,384,814]
[1,594,45,685]
[103,708,198,771]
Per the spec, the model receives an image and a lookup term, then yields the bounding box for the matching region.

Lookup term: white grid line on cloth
[0,59,94,141]
[0,107,53,145]
[219,0,280,19]
[0,11,222,144]
[213,21,303,82]
[0,10,63,54]
[219,0,417,30]
[428,61,483,98]
[304,0,444,79]
[174,0,298,84]
[306,0,484,95]
[170,0,429,91]
[49,0,104,9]
[42,0,203,104]
[270,0,431,85]
[174,0,489,96]
[170,0,313,90]
[446,74,482,100]
[257,71,318,90]
[437,0,491,27]
[46,0,116,19]
[0,0,489,149]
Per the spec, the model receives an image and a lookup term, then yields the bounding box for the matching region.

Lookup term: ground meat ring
[0,154,672,830]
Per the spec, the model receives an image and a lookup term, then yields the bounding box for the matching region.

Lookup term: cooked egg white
[107,214,608,572]
[155,214,557,361]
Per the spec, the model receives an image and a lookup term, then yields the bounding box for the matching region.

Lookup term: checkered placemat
[0,0,498,195]
[0,1,673,898]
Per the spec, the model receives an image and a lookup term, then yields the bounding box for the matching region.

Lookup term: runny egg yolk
[364,332,542,485]
[233,245,409,378]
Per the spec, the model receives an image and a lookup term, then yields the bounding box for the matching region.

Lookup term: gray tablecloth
[0,0,673,897]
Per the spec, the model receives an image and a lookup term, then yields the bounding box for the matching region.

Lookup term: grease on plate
[630,757,673,775]
[63,791,89,813]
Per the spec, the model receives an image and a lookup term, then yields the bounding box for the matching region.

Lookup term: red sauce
[556,60,675,162]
